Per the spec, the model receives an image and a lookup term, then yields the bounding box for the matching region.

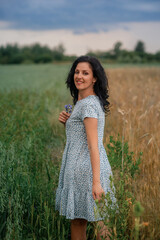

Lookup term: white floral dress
[55,95,117,221]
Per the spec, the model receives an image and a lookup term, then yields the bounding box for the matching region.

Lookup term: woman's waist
[65,138,104,149]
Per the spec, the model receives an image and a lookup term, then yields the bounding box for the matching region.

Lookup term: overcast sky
[0,0,160,55]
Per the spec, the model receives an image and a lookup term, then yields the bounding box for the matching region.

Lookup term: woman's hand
[58,111,70,124]
[92,182,105,201]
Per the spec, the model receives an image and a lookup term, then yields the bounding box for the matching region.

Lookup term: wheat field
[104,67,160,239]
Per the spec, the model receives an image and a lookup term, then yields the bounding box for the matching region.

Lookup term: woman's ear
[93,77,97,83]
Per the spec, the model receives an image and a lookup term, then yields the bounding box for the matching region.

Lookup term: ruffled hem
[55,187,116,222]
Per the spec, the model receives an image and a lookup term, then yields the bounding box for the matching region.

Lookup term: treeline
[0,43,76,64]
[0,41,160,64]
[87,41,160,64]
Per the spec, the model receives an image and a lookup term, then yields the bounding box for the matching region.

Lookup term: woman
[55,56,116,240]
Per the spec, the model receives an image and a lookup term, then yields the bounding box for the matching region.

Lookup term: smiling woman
[55,55,117,240]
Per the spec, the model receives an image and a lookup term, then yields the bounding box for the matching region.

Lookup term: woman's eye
[74,71,88,75]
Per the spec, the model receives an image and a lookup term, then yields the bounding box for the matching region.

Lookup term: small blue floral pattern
[55,95,117,221]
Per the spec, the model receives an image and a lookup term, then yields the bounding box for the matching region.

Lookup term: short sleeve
[81,103,98,121]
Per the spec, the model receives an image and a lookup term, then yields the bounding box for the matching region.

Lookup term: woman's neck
[78,90,96,101]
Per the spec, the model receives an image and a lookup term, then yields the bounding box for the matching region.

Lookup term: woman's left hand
[92,182,105,201]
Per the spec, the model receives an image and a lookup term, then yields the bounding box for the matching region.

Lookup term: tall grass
[0,64,160,239]
[104,67,160,239]
[0,63,72,239]
[0,89,72,239]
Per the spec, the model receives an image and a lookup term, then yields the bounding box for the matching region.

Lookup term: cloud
[0,20,13,29]
[0,0,160,31]
[124,2,160,12]
[0,21,159,55]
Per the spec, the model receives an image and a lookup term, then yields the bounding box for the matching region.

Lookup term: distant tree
[0,46,8,64]
[0,44,24,64]
[155,51,160,62]
[21,46,33,63]
[103,50,115,61]
[114,42,122,53]
[134,41,145,53]
[116,49,132,63]
[112,41,123,60]
[30,43,53,63]
[52,43,65,61]
[145,53,155,62]
[86,51,97,57]
[54,43,65,55]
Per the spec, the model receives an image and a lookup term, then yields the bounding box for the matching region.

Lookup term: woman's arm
[84,117,105,201]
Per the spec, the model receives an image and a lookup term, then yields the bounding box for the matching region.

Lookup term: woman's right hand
[92,182,105,201]
[58,111,70,125]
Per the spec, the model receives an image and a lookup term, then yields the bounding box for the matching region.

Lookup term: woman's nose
[77,72,82,78]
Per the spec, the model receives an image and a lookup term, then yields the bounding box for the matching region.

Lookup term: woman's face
[74,62,96,93]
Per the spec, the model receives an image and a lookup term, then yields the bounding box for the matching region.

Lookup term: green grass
[0,64,73,239]
[0,89,71,239]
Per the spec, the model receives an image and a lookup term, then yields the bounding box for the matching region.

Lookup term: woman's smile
[76,80,84,84]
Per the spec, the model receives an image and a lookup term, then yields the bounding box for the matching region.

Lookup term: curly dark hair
[66,55,110,114]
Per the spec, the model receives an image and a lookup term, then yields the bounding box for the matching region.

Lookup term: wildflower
[65,104,72,113]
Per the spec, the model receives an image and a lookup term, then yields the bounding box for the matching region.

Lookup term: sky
[0,0,160,55]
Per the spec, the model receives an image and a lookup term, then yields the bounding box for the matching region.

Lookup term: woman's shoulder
[76,95,104,118]
[77,95,100,107]
[73,95,104,120]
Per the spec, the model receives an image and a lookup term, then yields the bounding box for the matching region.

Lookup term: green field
[0,64,71,92]
[0,64,159,240]
[1,63,160,91]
